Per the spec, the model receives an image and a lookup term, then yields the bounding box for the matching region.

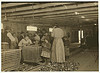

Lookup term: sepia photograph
[1,1,99,72]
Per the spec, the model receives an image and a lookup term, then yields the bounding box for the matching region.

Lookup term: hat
[21,32,24,34]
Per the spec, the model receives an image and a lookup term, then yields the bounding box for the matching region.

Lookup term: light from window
[78,30,84,43]
[27,26,37,31]
[78,31,81,43]
[1,23,3,29]
[49,28,53,32]
[82,30,83,38]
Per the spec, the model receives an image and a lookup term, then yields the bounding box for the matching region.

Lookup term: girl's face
[25,36,29,40]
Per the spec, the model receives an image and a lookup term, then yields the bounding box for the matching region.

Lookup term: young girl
[41,33,51,64]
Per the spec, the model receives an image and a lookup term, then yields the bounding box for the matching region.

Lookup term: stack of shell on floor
[39,61,80,71]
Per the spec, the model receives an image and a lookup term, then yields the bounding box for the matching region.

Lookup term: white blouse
[18,39,32,47]
[7,32,15,41]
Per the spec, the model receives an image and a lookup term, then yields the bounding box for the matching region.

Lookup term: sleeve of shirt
[41,36,45,41]
[51,29,55,37]
[18,39,23,46]
[7,33,12,40]
[7,33,15,41]
[29,39,32,44]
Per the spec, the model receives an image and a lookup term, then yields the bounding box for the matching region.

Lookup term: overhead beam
[2,14,97,23]
[2,3,97,14]
[2,14,98,23]
[42,11,98,18]
[2,9,98,18]
[1,3,71,13]
[2,6,98,18]
[1,3,32,8]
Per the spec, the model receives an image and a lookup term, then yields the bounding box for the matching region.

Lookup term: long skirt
[51,38,65,63]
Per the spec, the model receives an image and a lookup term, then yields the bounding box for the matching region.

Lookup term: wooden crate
[1,49,21,71]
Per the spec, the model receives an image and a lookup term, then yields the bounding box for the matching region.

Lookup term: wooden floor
[70,48,99,71]
[9,46,99,71]
[30,47,99,71]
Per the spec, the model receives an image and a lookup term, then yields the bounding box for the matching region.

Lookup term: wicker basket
[1,49,21,71]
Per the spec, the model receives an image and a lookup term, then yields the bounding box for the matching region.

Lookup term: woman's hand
[45,40,48,43]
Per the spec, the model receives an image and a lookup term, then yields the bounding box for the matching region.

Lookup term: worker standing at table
[18,35,32,49]
[6,28,16,49]
[18,35,42,63]
[18,35,32,63]
[12,33,19,49]
[51,25,65,63]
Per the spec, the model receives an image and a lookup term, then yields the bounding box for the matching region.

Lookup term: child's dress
[41,42,51,58]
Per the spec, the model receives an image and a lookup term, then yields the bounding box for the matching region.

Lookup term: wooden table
[22,45,42,63]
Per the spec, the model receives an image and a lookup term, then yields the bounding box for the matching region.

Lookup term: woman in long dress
[51,26,65,63]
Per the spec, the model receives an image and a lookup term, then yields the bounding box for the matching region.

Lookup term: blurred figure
[63,36,70,60]
[6,28,16,49]
[18,32,24,42]
[34,32,40,45]
[28,33,32,40]
[41,33,51,64]
[12,33,18,49]
[41,33,50,43]
[85,33,89,48]
[51,25,65,63]
[2,27,11,48]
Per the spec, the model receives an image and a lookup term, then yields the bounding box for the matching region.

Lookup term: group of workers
[2,25,70,64]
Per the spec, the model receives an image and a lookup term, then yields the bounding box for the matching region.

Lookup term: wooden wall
[2,21,27,33]
[2,21,96,43]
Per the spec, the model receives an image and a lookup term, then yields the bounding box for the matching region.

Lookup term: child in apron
[41,39,51,64]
